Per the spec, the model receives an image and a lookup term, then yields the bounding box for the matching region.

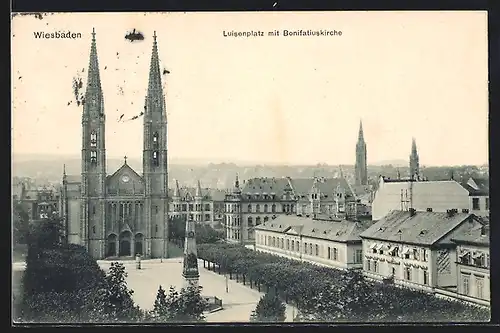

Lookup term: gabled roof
[168,187,227,201]
[106,162,143,183]
[451,225,490,246]
[255,215,368,243]
[360,210,477,246]
[461,177,489,196]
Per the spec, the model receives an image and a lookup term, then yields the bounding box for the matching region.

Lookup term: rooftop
[360,210,478,246]
[255,214,369,243]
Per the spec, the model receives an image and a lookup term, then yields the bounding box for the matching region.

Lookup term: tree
[148,285,169,322]
[13,202,30,245]
[93,262,142,322]
[27,216,65,250]
[151,285,207,322]
[250,292,286,322]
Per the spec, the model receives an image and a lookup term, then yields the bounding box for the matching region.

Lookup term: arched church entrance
[106,234,118,257]
[119,231,132,257]
[135,233,144,256]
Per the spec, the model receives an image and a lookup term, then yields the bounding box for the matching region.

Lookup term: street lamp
[225,258,229,293]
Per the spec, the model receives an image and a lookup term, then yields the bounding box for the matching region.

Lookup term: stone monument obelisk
[182,215,200,288]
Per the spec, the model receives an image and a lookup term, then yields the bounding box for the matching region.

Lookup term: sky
[11,11,488,166]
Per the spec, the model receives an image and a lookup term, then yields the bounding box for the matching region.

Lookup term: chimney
[409,208,416,216]
[446,209,456,217]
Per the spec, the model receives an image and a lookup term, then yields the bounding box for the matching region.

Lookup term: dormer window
[90,131,97,148]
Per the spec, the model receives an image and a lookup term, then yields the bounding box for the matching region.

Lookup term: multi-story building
[254,215,368,270]
[223,175,363,244]
[460,177,490,218]
[360,209,485,294]
[59,30,169,259]
[451,224,490,306]
[168,179,226,225]
[372,176,490,221]
[16,183,61,220]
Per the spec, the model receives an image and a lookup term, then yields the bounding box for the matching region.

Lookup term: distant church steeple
[355,120,368,185]
[409,138,420,181]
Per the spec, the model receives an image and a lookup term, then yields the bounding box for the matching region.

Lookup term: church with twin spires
[60,29,169,259]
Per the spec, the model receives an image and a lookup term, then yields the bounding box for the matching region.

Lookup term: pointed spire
[85,28,102,99]
[146,31,164,110]
[409,137,420,181]
[63,164,66,176]
[173,179,180,197]
[358,119,364,142]
[196,180,202,197]
[339,165,344,178]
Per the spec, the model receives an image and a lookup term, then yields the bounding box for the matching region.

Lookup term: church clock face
[187,231,195,238]
[121,175,130,183]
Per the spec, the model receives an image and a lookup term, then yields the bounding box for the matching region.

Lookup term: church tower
[81,28,107,258]
[355,120,368,186]
[409,138,420,181]
[143,32,169,258]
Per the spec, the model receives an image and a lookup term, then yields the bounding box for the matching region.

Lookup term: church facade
[60,30,169,259]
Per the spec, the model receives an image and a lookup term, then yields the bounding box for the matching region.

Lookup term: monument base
[203,295,223,313]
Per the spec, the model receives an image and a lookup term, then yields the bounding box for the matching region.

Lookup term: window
[373,261,378,273]
[263,216,269,222]
[256,216,261,225]
[205,204,210,211]
[333,248,338,261]
[355,249,363,264]
[392,267,396,276]
[309,243,313,254]
[152,151,159,166]
[476,276,484,299]
[205,214,210,221]
[286,239,290,250]
[404,266,412,281]
[472,198,480,210]
[423,270,428,285]
[462,274,470,295]
[273,237,276,247]
[460,250,471,265]
[264,204,268,213]
[248,216,253,226]
[248,204,252,213]
[281,238,284,249]
[90,131,97,147]
[296,242,300,252]
[189,204,193,211]
[92,225,96,234]
[256,204,261,213]
[486,198,489,210]
[155,224,158,232]
[304,242,308,254]
[366,260,371,271]
[327,247,331,259]
[473,252,485,267]
[272,204,276,213]
[413,249,420,260]
[268,236,271,245]
[422,249,428,262]
[315,244,319,256]
[92,205,96,215]
[291,240,295,251]
[152,132,159,147]
[155,206,159,214]
[90,150,97,165]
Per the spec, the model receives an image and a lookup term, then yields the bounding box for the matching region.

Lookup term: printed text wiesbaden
[33,31,83,39]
